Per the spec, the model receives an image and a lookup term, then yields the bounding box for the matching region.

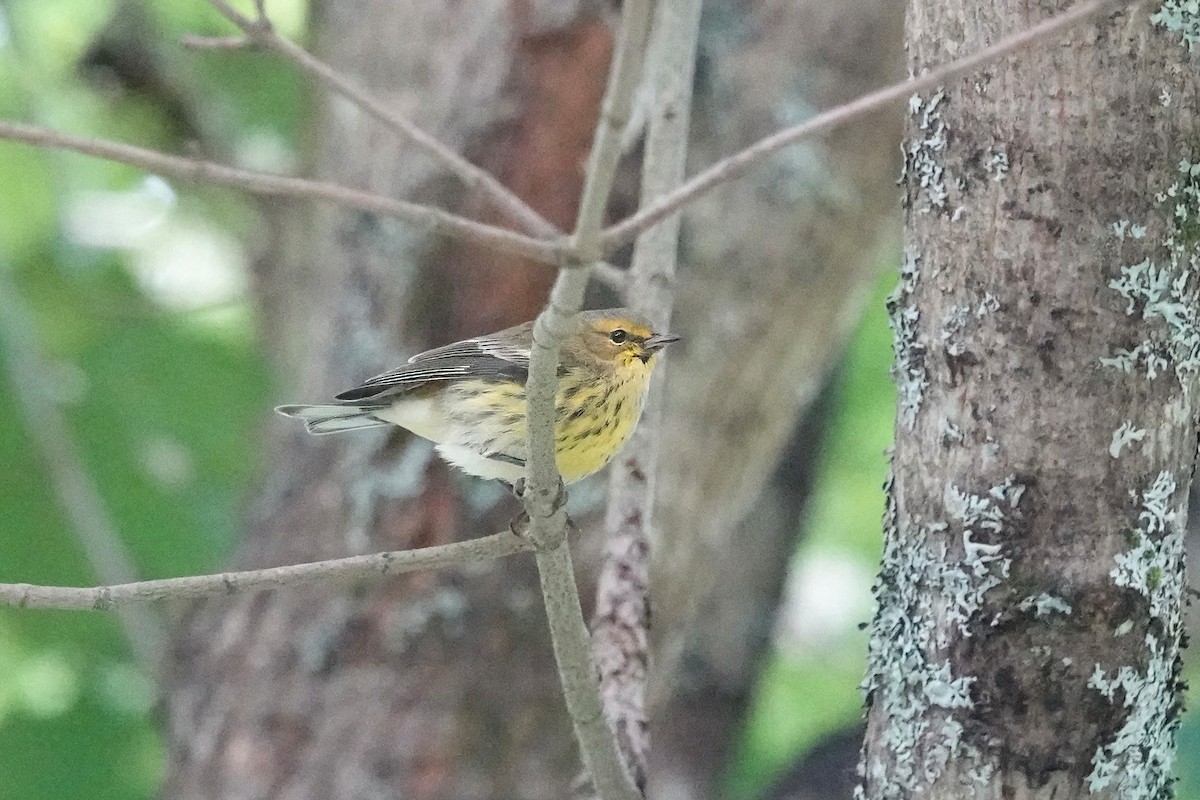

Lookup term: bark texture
[649,0,904,796]
[162,3,613,798]
[861,2,1199,798]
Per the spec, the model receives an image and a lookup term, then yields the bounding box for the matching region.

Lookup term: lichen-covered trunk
[161,3,610,798]
[860,2,1199,799]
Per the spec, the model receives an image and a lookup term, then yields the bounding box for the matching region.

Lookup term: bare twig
[0,0,1128,272]
[0,273,166,673]
[0,531,532,611]
[0,120,564,264]
[181,33,250,50]
[599,0,1132,252]
[202,0,558,239]
[593,261,628,291]
[593,0,702,785]
[520,0,654,798]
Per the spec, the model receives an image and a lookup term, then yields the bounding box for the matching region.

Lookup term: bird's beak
[643,333,681,353]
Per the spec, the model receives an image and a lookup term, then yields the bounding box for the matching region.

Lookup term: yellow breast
[390,356,658,484]
[553,358,654,482]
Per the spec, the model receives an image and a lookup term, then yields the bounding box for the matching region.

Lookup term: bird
[276,309,679,485]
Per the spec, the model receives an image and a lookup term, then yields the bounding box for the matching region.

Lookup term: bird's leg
[504,477,573,546]
[503,476,565,510]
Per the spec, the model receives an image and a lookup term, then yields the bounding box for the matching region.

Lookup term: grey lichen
[904,89,954,214]
[1087,470,1186,799]
[1017,592,1074,617]
[1100,160,1200,393]
[1110,471,1183,620]
[975,292,1000,317]
[861,474,1024,795]
[346,437,437,552]
[383,585,471,654]
[941,305,970,357]
[1151,0,1200,51]
[1087,635,1180,799]
[1109,420,1147,458]
[984,145,1009,182]
[940,417,965,446]
[888,249,927,430]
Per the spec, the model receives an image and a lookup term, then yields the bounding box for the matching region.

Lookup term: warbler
[276,309,679,484]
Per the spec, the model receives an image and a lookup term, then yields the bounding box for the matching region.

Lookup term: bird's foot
[509,508,531,537]
[505,477,572,549]
[502,476,566,513]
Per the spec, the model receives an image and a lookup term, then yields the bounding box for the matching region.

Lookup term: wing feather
[334,331,533,402]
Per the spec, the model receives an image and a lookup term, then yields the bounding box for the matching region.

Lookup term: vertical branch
[0,270,166,675]
[593,0,703,787]
[521,2,653,799]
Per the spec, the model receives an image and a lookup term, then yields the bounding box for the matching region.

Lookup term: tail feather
[275,404,391,435]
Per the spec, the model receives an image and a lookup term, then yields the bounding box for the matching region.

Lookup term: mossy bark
[860,2,1199,799]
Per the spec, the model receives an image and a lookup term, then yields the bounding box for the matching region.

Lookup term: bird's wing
[334,334,532,402]
[407,335,533,368]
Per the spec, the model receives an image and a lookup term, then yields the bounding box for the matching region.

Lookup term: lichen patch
[1100,160,1200,394]
[1087,470,1186,800]
[861,474,1025,795]
[1109,420,1147,458]
[903,89,957,215]
[1151,0,1200,51]
[889,249,928,430]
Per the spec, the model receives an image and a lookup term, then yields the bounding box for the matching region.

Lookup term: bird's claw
[503,477,565,513]
[505,478,572,550]
[509,508,531,537]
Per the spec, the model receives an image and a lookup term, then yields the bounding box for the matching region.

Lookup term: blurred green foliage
[0,1,299,797]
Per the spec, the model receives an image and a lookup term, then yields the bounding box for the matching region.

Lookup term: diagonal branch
[0,0,1131,273]
[201,0,559,239]
[0,531,532,611]
[0,272,166,674]
[0,119,564,264]
[599,0,1133,252]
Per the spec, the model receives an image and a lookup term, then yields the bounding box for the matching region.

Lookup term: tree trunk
[861,2,1199,798]
[162,3,613,798]
[649,0,904,795]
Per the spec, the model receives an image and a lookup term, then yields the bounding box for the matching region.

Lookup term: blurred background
[0,1,1197,799]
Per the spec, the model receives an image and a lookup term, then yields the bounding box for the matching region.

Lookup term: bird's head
[572,309,680,371]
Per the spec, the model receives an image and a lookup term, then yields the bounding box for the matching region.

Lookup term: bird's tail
[275,403,391,435]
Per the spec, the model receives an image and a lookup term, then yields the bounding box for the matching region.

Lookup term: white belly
[375,396,525,482]
[435,443,525,483]
[374,396,447,442]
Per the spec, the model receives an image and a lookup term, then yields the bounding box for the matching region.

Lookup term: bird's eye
[609,329,628,344]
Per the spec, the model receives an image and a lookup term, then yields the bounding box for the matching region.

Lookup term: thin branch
[180,33,250,50]
[599,0,1133,252]
[0,272,166,674]
[0,531,532,611]
[593,0,702,785]
[519,0,654,798]
[593,261,628,291]
[202,0,558,239]
[0,120,564,265]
